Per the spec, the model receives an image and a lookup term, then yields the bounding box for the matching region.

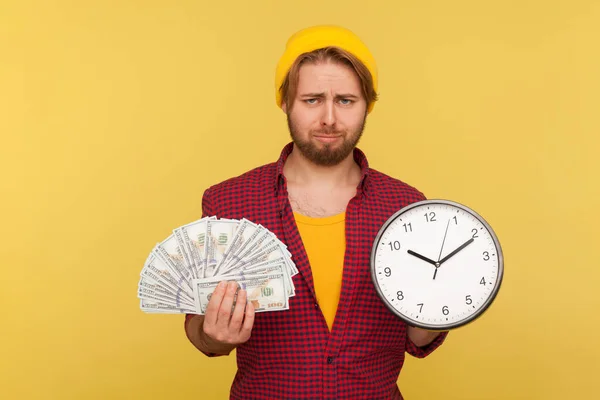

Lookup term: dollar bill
[213,219,259,275]
[222,258,295,297]
[140,299,195,314]
[173,227,197,279]
[155,235,193,291]
[138,291,195,309]
[221,227,271,272]
[177,217,215,279]
[193,273,289,315]
[140,250,194,300]
[223,241,291,276]
[138,277,195,308]
[236,262,294,297]
[204,219,239,278]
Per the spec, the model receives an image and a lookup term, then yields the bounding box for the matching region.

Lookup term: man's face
[283,61,368,166]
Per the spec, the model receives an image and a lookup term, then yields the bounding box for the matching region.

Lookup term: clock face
[370,199,503,330]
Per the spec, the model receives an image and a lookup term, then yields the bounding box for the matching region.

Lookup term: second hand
[434,219,451,280]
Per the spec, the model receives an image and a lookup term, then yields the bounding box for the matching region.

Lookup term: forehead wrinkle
[298,92,360,99]
[295,63,363,100]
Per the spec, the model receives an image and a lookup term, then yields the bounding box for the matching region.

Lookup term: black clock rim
[369,198,504,331]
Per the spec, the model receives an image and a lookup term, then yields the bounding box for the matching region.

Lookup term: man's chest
[287,185,357,218]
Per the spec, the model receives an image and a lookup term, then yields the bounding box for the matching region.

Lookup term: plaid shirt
[186,142,448,399]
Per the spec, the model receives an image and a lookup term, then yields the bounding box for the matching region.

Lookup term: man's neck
[282,144,362,190]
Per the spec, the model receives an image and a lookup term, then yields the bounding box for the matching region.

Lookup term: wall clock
[370,199,503,330]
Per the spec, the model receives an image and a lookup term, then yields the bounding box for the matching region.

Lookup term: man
[185,25,448,399]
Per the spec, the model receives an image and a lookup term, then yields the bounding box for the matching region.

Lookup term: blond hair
[278,46,378,113]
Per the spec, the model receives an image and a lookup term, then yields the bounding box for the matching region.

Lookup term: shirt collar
[274,142,371,197]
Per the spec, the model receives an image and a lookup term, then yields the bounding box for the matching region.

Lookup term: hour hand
[407,250,438,266]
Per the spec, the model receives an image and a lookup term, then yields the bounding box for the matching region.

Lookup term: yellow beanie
[274,25,378,114]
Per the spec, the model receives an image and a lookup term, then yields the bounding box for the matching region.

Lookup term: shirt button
[314,303,319,309]
[327,357,334,365]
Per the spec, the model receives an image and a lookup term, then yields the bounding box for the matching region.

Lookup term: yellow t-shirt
[293,211,346,332]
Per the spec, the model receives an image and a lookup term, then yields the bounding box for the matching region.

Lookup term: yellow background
[2,0,599,399]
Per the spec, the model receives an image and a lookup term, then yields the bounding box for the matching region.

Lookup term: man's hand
[204,280,255,346]
[185,280,255,355]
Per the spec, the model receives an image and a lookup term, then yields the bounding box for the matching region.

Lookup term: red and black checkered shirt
[185,142,448,399]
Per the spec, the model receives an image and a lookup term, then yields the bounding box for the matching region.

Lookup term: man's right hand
[204,280,255,346]
[186,280,255,355]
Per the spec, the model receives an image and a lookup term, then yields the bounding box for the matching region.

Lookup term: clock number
[397,291,404,300]
[388,241,401,251]
[483,251,490,261]
[417,303,424,313]
[442,306,449,315]
[403,223,412,233]
[424,212,437,222]
[480,277,486,285]
[466,295,472,305]
[384,267,392,277]
[471,228,479,239]
[453,216,458,225]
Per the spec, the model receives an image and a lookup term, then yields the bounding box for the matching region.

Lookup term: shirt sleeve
[184,187,225,358]
[405,330,449,359]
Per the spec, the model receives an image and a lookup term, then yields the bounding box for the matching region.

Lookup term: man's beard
[286,113,367,166]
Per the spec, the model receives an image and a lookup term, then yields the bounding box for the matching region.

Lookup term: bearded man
[184,25,448,400]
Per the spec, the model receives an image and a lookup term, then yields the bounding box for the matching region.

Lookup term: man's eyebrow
[299,92,360,99]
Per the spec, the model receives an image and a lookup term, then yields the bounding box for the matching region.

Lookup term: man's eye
[305,99,317,104]
[339,99,353,105]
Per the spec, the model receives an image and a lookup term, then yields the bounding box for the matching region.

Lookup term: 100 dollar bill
[192,273,289,315]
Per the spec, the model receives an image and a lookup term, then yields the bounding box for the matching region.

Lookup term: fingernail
[218,281,226,289]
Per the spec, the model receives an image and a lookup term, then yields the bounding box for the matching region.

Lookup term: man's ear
[281,101,287,114]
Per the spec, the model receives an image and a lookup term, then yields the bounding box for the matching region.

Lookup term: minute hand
[438,238,475,265]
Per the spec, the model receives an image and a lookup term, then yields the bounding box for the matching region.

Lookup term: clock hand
[433,219,451,280]
[437,219,451,262]
[438,238,475,265]
[407,250,438,266]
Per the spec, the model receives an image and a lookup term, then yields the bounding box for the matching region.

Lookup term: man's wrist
[193,316,237,355]
[407,326,443,347]
[198,330,236,355]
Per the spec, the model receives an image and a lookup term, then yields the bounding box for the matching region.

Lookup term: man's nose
[320,100,337,127]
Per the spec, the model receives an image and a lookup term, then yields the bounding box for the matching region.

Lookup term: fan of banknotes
[138,216,298,315]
